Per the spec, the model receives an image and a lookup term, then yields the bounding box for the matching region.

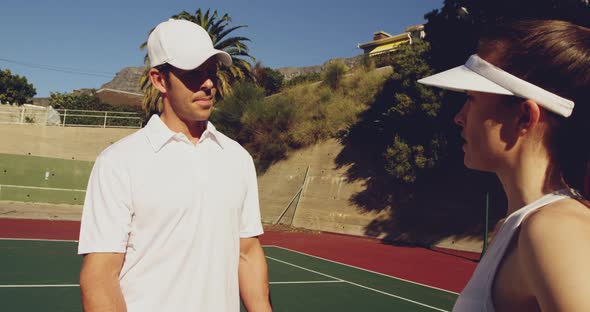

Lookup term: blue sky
[1,0,443,97]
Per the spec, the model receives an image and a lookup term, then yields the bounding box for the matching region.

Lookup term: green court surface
[0,239,457,311]
[0,154,93,205]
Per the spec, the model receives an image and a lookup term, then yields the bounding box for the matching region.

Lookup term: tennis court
[0,238,458,312]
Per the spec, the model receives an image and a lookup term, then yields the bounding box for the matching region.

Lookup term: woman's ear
[149,68,168,94]
[517,99,541,133]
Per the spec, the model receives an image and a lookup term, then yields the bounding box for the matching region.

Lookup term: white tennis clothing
[453,189,579,311]
[78,115,264,312]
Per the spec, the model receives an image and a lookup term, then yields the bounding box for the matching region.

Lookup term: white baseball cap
[147,19,232,70]
[418,54,575,117]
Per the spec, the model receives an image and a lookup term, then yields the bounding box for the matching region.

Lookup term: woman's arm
[518,200,590,311]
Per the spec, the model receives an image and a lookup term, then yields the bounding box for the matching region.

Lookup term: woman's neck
[496,150,565,216]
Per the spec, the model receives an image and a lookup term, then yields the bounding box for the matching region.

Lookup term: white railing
[0,105,143,128]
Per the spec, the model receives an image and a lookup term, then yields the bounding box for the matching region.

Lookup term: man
[78,19,272,312]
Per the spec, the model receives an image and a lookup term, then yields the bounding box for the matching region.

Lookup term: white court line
[264,245,458,295]
[270,280,343,285]
[0,281,344,288]
[0,184,86,192]
[0,284,79,288]
[266,256,449,312]
[0,238,78,243]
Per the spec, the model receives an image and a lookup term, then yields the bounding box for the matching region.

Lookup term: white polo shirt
[78,115,264,312]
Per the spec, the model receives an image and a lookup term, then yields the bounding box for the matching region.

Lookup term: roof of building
[358,32,411,49]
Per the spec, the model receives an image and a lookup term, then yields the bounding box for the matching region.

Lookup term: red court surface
[0,218,477,293]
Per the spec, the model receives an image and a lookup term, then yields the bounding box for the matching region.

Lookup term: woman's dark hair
[478,20,590,197]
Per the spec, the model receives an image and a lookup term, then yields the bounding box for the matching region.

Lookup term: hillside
[98,54,363,95]
[277,55,362,80]
[100,66,144,94]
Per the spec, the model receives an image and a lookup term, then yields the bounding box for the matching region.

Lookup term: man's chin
[193,112,212,122]
[188,106,212,120]
[180,112,211,123]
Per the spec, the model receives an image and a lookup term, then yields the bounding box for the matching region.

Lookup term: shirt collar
[203,122,225,149]
[145,115,225,152]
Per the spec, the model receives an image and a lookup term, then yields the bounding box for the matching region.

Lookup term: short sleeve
[239,155,264,238]
[78,154,132,254]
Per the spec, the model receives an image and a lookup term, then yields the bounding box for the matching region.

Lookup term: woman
[418,20,590,311]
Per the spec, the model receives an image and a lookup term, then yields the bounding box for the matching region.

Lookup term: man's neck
[159,110,207,143]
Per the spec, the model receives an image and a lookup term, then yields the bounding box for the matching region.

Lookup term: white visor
[417,54,575,117]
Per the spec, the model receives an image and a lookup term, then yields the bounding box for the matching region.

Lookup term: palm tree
[139,9,255,116]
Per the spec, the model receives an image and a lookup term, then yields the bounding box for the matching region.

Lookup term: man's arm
[79,253,127,312]
[239,237,272,312]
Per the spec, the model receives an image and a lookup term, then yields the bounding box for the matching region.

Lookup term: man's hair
[154,63,174,89]
[478,20,590,197]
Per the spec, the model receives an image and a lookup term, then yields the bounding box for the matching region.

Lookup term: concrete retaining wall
[258,139,386,236]
[0,125,377,235]
[0,124,136,161]
[0,124,482,251]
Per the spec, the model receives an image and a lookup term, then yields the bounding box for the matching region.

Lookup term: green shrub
[284,72,321,87]
[48,91,141,127]
[253,65,284,95]
[212,82,265,139]
[322,61,349,90]
[211,64,391,173]
[212,82,298,172]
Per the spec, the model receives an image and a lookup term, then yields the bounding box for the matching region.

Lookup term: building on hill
[357,24,425,65]
[358,31,411,57]
[404,24,426,40]
[97,66,145,109]
[72,88,95,95]
[31,97,50,107]
[96,88,143,109]
[33,65,145,110]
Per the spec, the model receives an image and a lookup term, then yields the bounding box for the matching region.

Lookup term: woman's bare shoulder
[516,198,590,310]
[527,197,590,225]
[520,198,590,243]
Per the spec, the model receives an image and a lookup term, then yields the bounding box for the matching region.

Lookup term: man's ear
[517,99,541,133]
[149,68,168,94]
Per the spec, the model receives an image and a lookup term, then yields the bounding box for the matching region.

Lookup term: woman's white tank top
[452,189,579,312]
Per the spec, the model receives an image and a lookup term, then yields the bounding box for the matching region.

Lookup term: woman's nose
[454,103,467,126]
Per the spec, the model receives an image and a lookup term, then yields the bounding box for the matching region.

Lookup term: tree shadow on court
[335,77,507,248]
